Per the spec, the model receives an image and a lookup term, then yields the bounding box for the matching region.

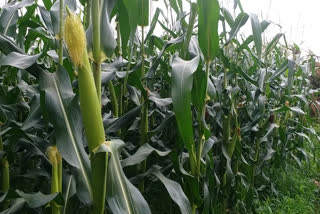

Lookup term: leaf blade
[170,54,199,152]
[106,140,151,214]
[198,0,220,60]
[250,14,262,61]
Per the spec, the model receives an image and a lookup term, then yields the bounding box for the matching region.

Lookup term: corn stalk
[64,9,107,214]
[47,146,62,214]
[0,125,9,193]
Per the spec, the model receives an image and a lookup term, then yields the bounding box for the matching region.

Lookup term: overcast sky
[1,0,319,56]
[152,0,320,56]
[239,0,320,56]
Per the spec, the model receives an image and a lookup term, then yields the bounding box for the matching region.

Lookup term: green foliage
[0,0,320,213]
[198,0,220,61]
[255,165,320,214]
[171,54,199,174]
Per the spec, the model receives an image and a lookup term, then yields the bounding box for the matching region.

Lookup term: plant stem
[116,19,121,56]
[90,5,108,213]
[251,117,269,188]
[48,146,61,214]
[251,138,260,187]
[86,0,91,29]
[92,0,100,63]
[118,23,126,119]
[91,153,108,214]
[0,126,3,151]
[58,0,64,65]
[52,1,63,210]
[196,61,210,177]
[122,49,133,116]
[92,0,101,105]
[93,62,102,105]
[57,152,62,192]
[2,159,9,192]
[108,21,121,119]
[182,2,197,59]
[108,81,118,118]
[224,67,228,89]
[140,25,146,135]
[138,26,148,192]
[196,135,204,177]
[192,204,197,214]
[222,63,231,212]
[78,51,107,214]
[0,124,9,193]
[189,148,197,177]
[119,85,123,117]
[53,2,63,209]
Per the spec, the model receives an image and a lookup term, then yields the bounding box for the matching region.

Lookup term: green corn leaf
[118,0,131,57]
[192,65,207,114]
[0,32,93,204]
[0,52,41,70]
[38,6,55,33]
[287,59,295,94]
[122,0,139,32]
[148,112,175,136]
[158,20,177,37]
[122,143,171,167]
[0,198,25,214]
[86,0,116,58]
[49,0,60,35]
[106,105,142,133]
[146,35,184,78]
[0,191,62,211]
[145,8,160,42]
[137,0,149,26]
[268,59,289,83]
[16,190,64,209]
[236,20,270,52]
[106,139,151,214]
[62,175,76,214]
[39,66,92,203]
[151,166,193,214]
[258,69,266,91]
[170,53,199,153]
[260,123,279,142]
[227,12,249,44]
[0,31,42,86]
[222,7,234,27]
[42,0,53,10]
[235,66,259,87]
[0,32,24,55]
[265,33,283,56]
[0,0,34,36]
[262,148,276,161]
[272,105,305,115]
[169,0,181,16]
[198,0,220,61]
[176,0,183,12]
[121,0,149,57]
[250,14,262,62]
[290,106,305,115]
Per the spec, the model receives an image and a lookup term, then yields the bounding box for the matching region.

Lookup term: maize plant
[0,0,319,213]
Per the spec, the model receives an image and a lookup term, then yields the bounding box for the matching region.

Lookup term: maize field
[0,0,320,213]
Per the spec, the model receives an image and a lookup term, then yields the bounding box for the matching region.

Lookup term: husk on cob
[64,8,108,214]
[47,146,62,214]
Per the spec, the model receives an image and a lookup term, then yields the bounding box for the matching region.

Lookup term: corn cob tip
[64,9,86,67]
[285,101,290,107]
[47,146,61,166]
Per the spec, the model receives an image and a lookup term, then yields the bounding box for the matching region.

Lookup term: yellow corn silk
[47,146,59,166]
[64,9,86,67]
